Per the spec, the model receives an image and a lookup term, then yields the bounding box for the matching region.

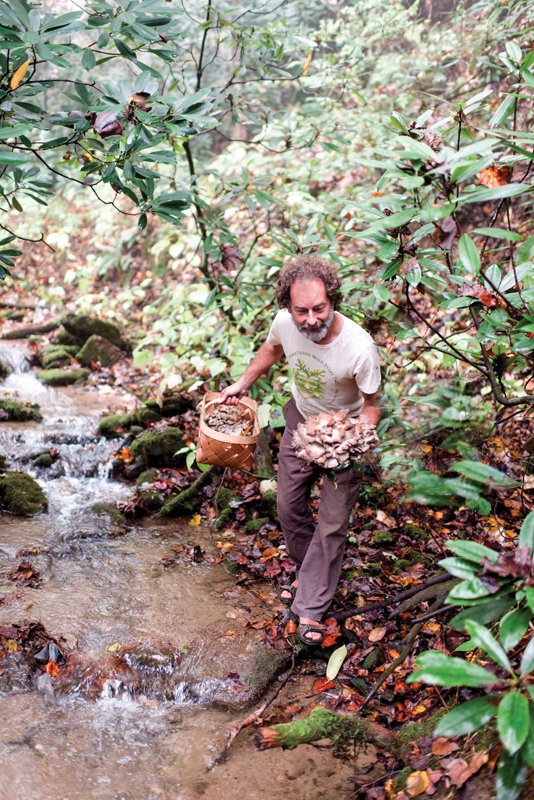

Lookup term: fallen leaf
[313,677,335,693]
[406,770,430,797]
[477,164,512,187]
[369,626,387,642]
[432,738,459,756]
[326,644,347,680]
[106,642,121,653]
[188,514,201,526]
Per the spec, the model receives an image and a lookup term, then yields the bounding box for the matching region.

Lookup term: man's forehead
[289,278,328,306]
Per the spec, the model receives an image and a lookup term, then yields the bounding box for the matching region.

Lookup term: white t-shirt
[266,309,381,419]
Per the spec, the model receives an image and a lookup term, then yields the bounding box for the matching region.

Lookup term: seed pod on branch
[292,409,378,469]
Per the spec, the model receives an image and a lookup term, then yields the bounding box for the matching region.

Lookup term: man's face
[289,278,335,342]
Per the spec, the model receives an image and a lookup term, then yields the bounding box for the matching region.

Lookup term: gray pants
[277,398,361,621]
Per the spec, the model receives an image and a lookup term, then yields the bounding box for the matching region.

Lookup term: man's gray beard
[295,307,335,342]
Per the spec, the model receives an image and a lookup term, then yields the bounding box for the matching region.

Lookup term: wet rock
[144,395,193,417]
[61,313,130,352]
[41,347,75,368]
[50,327,79,347]
[89,501,128,527]
[0,358,9,378]
[0,453,6,469]
[131,427,186,468]
[36,367,90,386]
[0,398,42,422]
[98,407,161,438]
[210,645,290,711]
[31,449,59,469]
[76,335,125,367]
[136,468,159,485]
[0,471,48,515]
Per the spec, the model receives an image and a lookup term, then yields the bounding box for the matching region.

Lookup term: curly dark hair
[275,254,343,309]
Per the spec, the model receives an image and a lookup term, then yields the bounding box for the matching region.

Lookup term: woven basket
[196,392,259,471]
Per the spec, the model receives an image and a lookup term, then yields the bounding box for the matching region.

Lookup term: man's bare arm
[360,390,381,427]
[219,342,284,404]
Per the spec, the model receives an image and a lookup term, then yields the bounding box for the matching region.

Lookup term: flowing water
[0,342,355,800]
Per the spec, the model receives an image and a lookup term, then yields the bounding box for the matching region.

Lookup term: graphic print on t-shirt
[289,350,336,401]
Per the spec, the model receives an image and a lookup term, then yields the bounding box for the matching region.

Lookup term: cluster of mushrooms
[292,409,378,470]
[205,404,254,436]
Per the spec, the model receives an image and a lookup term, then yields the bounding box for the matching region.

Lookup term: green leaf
[496,750,528,800]
[408,651,497,687]
[447,578,493,603]
[373,285,390,302]
[525,587,534,613]
[397,135,438,161]
[326,644,347,681]
[82,48,95,70]
[473,227,521,242]
[497,691,530,754]
[489,94,517,128]
[450,460,517,488]
[446,540,499,564]
[115,38,137,60]
[458,183,533,206]
[520,637,534,676]
[450,598,515,630]
[434,697,497,737]
[437,557,477,580]
[500,608,532,652]
[505,41,522,63]
[465,620,512,673]
[519,511,534,554]
[0,150,32,164]
[458,234,481,274]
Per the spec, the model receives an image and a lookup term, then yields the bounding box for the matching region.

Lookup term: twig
[333,573,450,622]
[358,595,445,711]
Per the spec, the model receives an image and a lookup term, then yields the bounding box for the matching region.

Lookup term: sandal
[296,622,325,647]
[280,582,297,605]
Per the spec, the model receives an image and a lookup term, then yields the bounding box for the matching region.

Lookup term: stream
[0,341,355,800]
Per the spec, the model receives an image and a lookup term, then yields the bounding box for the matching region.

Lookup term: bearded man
[219,255,381,645]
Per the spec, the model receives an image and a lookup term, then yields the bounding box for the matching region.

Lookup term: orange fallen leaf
[477,164,512,187]
[45,660,59,676]
[369,625,387,642]
[406,769,430,797]
[6,639,18,652]
[432,738,459,756]
[313,677,335,693]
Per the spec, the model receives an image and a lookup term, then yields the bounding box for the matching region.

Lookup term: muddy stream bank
[0,341,354,800]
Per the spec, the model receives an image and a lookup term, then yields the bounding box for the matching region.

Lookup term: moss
[139,489,164,510]
[98,407,162,438]
[158,467,214,517]
[396,709,447,749]
[362,648,380,670]
[0,398,42,422]
[214,507,233,530]
[392,766,412,792]
[136,469,159,485]
[216,487,235,509]
[0,471,48,515]
[373,530,395,546]
[36,368,89,386]
[61,313,130,351]
[260,489,279,522]
[144,396,191,417]
[131,427,185,468]
[76,335,124,367]
[41,348,74,368]
[50,328,79,347]
[89,502,127,526]
[244,516,270,533]
[31,450,58,468]
[365,561,382,575]
[402,523,429,541]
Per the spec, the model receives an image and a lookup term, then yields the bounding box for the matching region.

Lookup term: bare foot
[298,616,324,645]
[280,579,298,604]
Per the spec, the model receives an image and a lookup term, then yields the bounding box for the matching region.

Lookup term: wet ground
[0,341,356,800]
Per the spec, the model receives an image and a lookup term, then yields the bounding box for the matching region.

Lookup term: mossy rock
[41,348,74,368]
[0,359,9,379]
[216,487,235,510]
[131,427,186,468]
[31,450,59,468]
[214,507,233,531]
[98,407,162,438]
[144,395,192,417]
[50,328,79,347]
[61,313,130,352]
[0,471,48,515]
[89,502,127,527]
[36,368,89,386]
[139,488,165,511]
[0,398,42,422]
[76,335,125,367]
[402,523,429,541]
[0,453,6,469]
[136,468,159,485]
